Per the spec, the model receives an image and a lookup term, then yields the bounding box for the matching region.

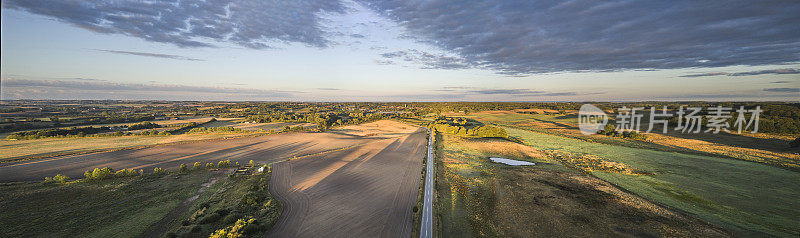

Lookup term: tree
[179,163,189,173]
[193,162,203,170]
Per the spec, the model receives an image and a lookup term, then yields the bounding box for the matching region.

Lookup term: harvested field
[334,120,419,137]
[232,122,316,131]
[0,121,409,182]
[268,121,427,238]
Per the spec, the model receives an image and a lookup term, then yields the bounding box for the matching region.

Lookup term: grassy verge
[165,167,282,237]
[0,165,282,238]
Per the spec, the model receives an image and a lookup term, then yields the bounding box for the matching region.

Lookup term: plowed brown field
[268,121,427,238]
[0,120,417,183]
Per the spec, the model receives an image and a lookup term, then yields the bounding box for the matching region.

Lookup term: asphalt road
[420,128,434,238]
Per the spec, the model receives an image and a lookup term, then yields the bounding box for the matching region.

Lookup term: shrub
[188,126,244,134]
[86,167,115,180]
[622,131,648,140]
[790,137,800,148]
[179,163,189,173]
[189,207,207,222]
[206,163,215,170]
[222,213,241,225]
[115,169,139,177]
[198,212,222,224]
[193,162,203,170]
[209,217,256,238]
[218,160,231,168]
[248,160,255,167]
[44,174,70,184]
[153,167,167,175]
[127,121,160,130]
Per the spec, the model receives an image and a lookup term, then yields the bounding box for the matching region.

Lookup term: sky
[1,0,799,102]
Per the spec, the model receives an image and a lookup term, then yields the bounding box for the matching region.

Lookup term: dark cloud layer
[380,50,470,70]
[763,87,799,93]
[4,0,345,48]
[97,49,202,61]
[680,68,800,77]
[4,0,800,75]
[364,0,800,74]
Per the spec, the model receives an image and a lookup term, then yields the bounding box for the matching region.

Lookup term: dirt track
[268,127,426,238]
[0,131,371,182]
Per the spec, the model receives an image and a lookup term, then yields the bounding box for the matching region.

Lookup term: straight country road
[420,127,434,238]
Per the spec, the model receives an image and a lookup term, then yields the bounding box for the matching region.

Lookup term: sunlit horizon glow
[1,1,798,102]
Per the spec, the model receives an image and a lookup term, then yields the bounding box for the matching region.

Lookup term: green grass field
[0,167,281,237]
[507,127,800,237]
[0,172,214,237]
[434,133,728,237]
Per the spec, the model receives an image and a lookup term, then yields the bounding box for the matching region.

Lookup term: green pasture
[507,127,800,237]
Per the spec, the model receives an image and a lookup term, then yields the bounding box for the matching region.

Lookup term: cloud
[363,0,800,74]
[680,68,800,77]
[763,87,800,93]
[729,68,800,76]
[466,88,597,96]
[1,79,295,98]
[771,81,791,84]
[96,49,203,61]
[443,86,475,89]
[380,49,470,70]
[679,72,730,78]
[3,0,345,49]
[7,0,800,75]
[373,59,393,65]
[59,77,107,82]
[470,89,545,95]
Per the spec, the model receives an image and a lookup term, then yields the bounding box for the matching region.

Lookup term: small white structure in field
[257,166,266,173]
[490,157,535,166]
